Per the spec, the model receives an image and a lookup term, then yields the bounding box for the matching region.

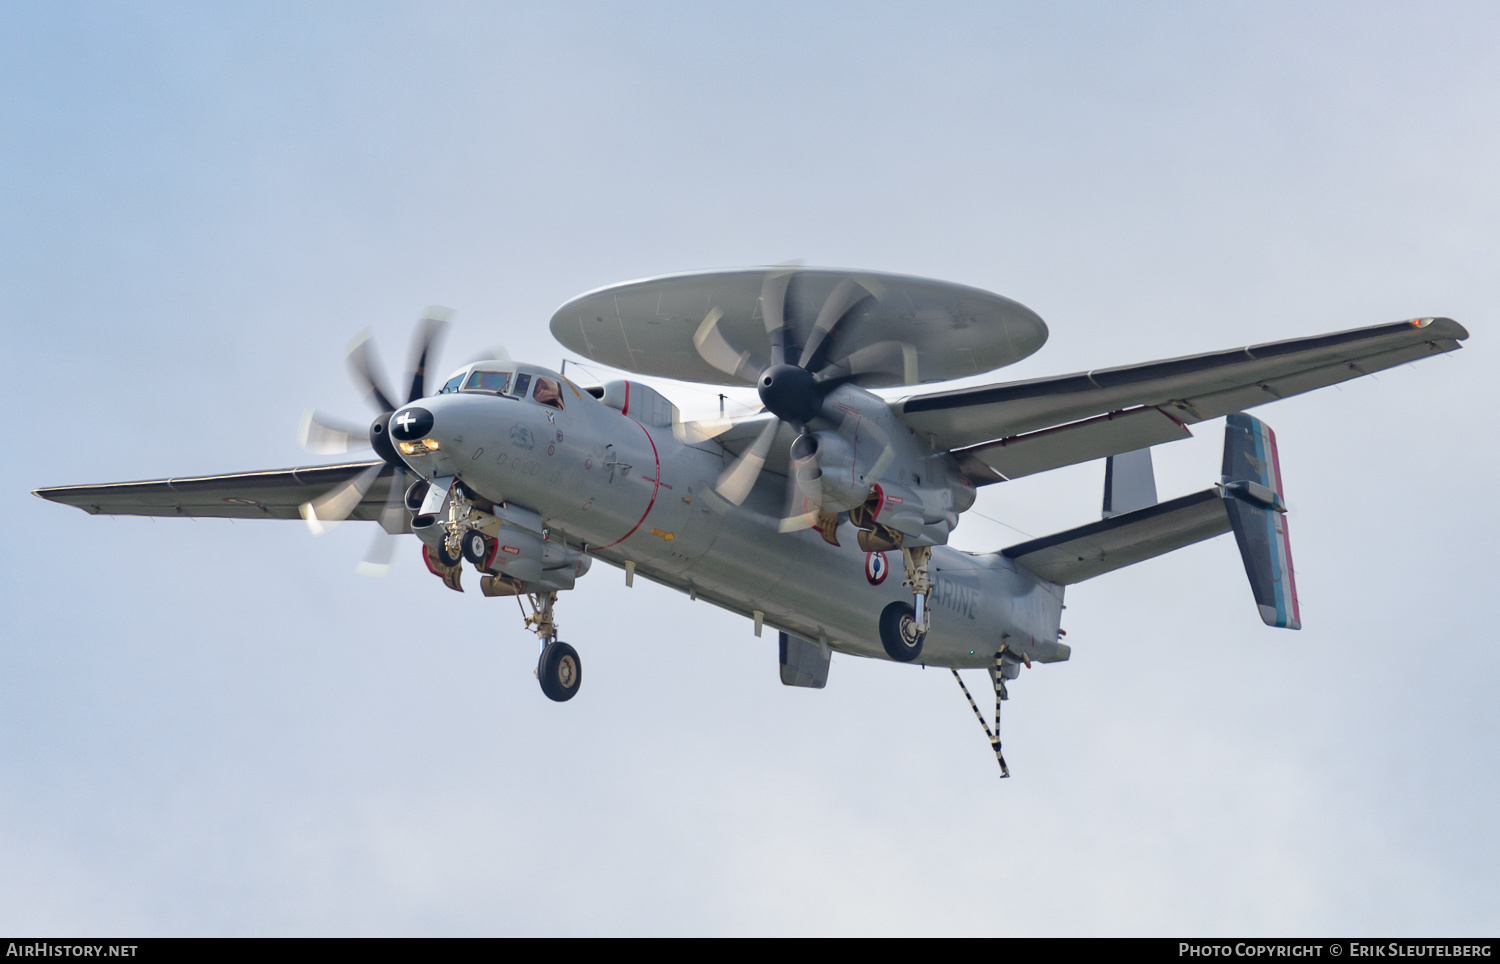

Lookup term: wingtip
[1417,316,1470,341]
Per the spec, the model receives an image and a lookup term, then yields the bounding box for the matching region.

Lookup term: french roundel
[865,551,889,586]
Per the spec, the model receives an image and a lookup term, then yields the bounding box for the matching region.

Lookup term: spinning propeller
[691,270,904,533]
[298,307,452,574]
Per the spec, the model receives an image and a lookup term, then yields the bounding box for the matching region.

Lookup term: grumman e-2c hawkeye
[34,268,1469,776]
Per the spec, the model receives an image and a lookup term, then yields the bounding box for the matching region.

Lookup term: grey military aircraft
[35,268,1469,775]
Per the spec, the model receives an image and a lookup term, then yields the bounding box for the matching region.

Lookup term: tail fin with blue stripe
[1222,414,1301,629]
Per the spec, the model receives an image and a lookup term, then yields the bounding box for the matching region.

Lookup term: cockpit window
[463,370,511,394]
[512,373,532,398]
[439,374,465,395]
[533,377,564,410]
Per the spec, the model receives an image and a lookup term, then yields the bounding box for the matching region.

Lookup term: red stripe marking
[595,420,661,550]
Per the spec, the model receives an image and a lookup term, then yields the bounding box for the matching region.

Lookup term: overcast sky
[2,1,1496,936]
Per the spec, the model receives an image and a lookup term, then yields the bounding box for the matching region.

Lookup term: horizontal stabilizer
[1002,489,1231,585]
[1223,414,1301,629]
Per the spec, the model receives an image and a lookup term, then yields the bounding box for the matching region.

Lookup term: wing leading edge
[33,461,399,522]
[895,317,1468,467]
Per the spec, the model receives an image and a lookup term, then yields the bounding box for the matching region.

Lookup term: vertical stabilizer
[1102,447,1158,518]
[1222,414,1301,629]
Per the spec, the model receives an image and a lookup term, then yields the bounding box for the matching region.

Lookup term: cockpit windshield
[463,370,511,394]
[439,373,465,395]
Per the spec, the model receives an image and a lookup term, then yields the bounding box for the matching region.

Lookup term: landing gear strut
[519,590,582,702]
[900,545,933,632]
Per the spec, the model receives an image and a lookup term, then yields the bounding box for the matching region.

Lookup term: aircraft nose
[388,395,475,474]
[390,404,435,443]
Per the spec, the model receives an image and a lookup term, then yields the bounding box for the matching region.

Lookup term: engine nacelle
[791,431,876,513]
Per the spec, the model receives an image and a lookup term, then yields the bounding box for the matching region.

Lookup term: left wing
[34,461,399,521]
[894,318,1468,478]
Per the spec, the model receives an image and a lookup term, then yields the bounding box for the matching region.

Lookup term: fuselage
[396,366,1066,669]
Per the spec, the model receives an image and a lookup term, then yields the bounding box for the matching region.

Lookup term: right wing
[894,318,1469,472]
[34,461,400,521]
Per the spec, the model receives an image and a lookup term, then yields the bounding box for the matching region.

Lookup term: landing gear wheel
[879,601,926,662]
[434,538,463,569]
[538,641,582,702]
[460,529,492,566]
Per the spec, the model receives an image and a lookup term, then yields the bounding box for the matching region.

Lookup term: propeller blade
[299,410,370,454]
[778,469,820,532]
[797,277,874,371]
[376,466,408,533]
[345,330,399,414]
[300,462,385,535]
[405,307,453,403]
[672,409,737,444]
[759,269,796,367]
[357,468,407,576]
[815,339,919,386]
[692,307,759,383]
[715,418,780,506]
[778,431,822,532]
[467,343,515,367]
[357,529,398,577]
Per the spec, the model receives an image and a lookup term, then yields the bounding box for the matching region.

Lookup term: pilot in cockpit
[533,377,563,409]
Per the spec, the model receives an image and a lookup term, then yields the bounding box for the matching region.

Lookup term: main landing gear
[872,543,935,658]
[519,589,582,702]
[900,545,933,632]
[852,502,936,641]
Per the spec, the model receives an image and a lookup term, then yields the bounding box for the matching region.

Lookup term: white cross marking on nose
[397,411,417,431]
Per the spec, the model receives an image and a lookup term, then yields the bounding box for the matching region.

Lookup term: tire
[538,642,582,702]
[879,601,926,662]
[434,538,463,569]
[460,529,492,566]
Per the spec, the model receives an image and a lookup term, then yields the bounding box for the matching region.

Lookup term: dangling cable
[951,659,1010,779]
[951,668,994,742]
[992,652,1010,779]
